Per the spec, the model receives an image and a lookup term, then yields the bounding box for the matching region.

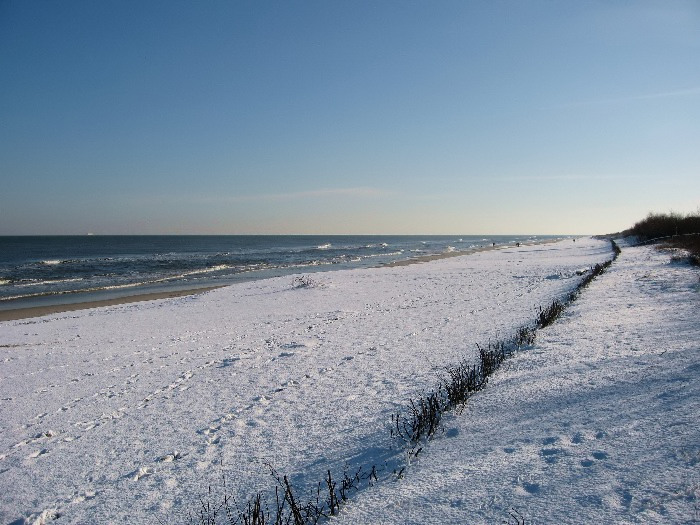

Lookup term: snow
[1,238,697,524]
[336,240,700,524]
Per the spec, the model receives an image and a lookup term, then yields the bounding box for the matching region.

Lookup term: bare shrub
[291,275,319,289]
[663,235,700,264]
[513,326,536,347]
[536,299,564,328]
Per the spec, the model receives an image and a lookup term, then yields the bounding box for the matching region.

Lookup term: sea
[0,235,559,310]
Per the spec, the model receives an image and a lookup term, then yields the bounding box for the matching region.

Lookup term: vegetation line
[392,239,620,453]
[622,211,700,265]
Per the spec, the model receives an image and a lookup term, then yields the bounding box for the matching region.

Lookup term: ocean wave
[14,280,48,287]
[33,256,125,268]
[316,243,332,250]
[14,277,85,288]
[183,264,234,276]
[1,272,219,301]
[0,266,238,302]
[362,250,404,259]
[124,264,241,286]
[0,281,155,301]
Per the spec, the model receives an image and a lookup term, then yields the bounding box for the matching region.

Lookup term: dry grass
[662,235,700,265]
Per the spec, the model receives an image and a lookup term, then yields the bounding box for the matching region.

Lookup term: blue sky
[1,1,698,235]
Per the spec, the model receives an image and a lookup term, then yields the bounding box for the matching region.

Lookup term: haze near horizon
[1,1,698,235]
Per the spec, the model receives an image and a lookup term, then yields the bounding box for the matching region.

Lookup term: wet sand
[0,286,223,322]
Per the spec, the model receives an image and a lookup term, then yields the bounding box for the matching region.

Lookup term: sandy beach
[2,237,697,524]
[0,238,608,523]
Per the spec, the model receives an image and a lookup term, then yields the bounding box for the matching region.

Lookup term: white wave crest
[363,250,404,259]
[15,278,84,288]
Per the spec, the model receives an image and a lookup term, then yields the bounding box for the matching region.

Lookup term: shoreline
[384,237,559,267]
[0,239,563,322]
[0,286,223,322]
[383,244,499,267]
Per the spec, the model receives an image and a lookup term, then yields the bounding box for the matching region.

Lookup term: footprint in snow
[75,421,98,431]
[518,481,540,495]
[28,448,49,459]
[540,448,562,464]
[71,490,97,504]
[254,395,271,405]
[617,488,633,508]
[580,450,608,467]
[14,509,60,525]
[218,357,240,368]
[131,466,153,481]
[198,425,220,436]
[158,451,186,462]
[445,428,459,438]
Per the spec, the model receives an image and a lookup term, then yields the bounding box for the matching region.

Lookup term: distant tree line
[624,211,700,241]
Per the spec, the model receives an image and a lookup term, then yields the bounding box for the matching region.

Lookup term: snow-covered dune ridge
[337,239,700,524]
[391,241,620,450]
[1,238,619,524]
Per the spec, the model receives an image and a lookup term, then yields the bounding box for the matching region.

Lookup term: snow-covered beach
[1,238,698,524]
